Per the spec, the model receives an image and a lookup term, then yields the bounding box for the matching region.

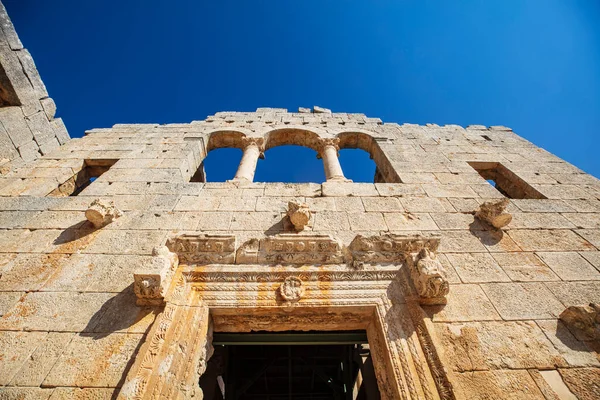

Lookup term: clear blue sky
[5,1,599,182]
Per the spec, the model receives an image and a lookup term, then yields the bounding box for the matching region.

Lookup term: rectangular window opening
[201,330,380,400]
[49,159,117,197]
[468,161,547,199]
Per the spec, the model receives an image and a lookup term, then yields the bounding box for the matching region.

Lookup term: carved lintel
[133,246,178,306]
[409,248,449,305]
[349,233,440,265]
[259,234,344,265]
[278,277,304,302]
[166,234,236,264]
[475,198,512,228]
[85,199,123,228]
[560,303,600,340]
[287,201,311,231]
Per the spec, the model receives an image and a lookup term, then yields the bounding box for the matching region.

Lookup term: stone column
[317,138,350,182]
[231,137,264,183]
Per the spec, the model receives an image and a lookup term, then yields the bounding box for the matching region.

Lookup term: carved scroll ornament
[287,201,311,231]
[85,199,123,228]
[133,246,179,306]
[560,303,600,340]
[410,248,450,305]
[475,198,512,228]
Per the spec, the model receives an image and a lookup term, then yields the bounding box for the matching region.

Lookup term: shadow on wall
[80,284,158,340]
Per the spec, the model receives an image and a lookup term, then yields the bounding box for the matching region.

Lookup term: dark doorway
[200,331,380,400]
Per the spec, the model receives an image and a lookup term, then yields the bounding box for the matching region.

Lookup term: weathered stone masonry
[1,6,600,400]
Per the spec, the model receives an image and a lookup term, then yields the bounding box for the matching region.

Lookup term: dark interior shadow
[52,220,98,245]
[80,284,157,340]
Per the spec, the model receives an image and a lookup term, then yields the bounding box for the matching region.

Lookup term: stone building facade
[1,5,600,400]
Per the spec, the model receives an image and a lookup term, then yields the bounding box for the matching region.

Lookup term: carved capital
[240,137,265,153]
[475,198,512,229]
[410,248,449,305]
[560,303,600,340]
[316,137,340,157]
[279,277,304,302]
[85,199,123,228]
[287,201,311,231]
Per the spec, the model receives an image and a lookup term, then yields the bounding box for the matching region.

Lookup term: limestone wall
[0,107,599,399]
[0,2,70,170]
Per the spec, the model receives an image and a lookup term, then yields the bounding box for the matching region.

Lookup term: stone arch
[205,129,252,152]
[336,131,400,183]
[190,130,252,182]
[264,126,326,152]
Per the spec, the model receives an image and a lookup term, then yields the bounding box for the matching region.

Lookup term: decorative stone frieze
[166,234,236,264]
[409,248,450,305]
[133,246,179,306]
[559,303,600,340]
[349,233,440,268]
[278,276,304,302]
[475,198,512,228]
[85,199,123,228]
[259,234,344,265]
[287,200,311,231]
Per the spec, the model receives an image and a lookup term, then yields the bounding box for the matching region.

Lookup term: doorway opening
[200,331,381,400]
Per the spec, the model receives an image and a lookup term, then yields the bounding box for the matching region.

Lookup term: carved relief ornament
[409,248,450,305]
[278,276,304,302]
[166,234,236,264]
[133,246,179,306]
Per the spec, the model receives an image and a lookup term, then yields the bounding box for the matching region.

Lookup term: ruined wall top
[0,3,70,169]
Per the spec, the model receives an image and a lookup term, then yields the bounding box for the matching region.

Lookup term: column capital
[240,137,265,150]
[316,137,340,158]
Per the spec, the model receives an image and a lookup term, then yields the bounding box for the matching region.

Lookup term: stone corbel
[287,200,311,231]
[133,246,179,306]
[85,199,123,228]
[559,303,600,340]
[475,198,512,228]
[409,248,449,305]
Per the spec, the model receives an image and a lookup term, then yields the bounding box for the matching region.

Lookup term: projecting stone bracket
[133,246,179,306]
[85,199,123,228]
[560,303,600,341]
[475,198,512,229]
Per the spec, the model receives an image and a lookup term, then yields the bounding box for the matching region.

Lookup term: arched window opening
[254,145,325,183]
[338,149,376,183]
[337,132,401,183]
[195,147,243,182]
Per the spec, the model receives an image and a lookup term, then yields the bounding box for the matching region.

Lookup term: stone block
[0,107,33,148]
[304,197,336,211]
[0,123,18,160]
[436,320,565,371]
[558,367,600,400]
[334,197,364,212]
[446,253,510,283]
[384,212,438,231]
[26,111,54,144]
[264,183,321,197]
[38,137,60,155]
[430,213,484,230]
[313,211,350,231]
[452,370,545,400]
[400,197,449,213]
[545,281,600,306]
[508,229,595,252]
[422,183,478,198]
[0,291,22,316]
[509,213,576,229]
[0,388,53,400]
[217,196,257,211]
[48,388,116,400]
[537,319,600,367]
[17,140,40,162]
[43,333,143,387]
[492,252,559,281]
[481,283,566,320]
[11,332,75,387]
[82,230,167,255]
[50,118,70,145]
[374,183,425,196]
[576,229,600,249]
[563,213,600,229]
[436,231,488,253]
[40,97,56,119]
[361,197,403,212]
[0,253,70,291]
[0,291,113,331]
[0,331,48,385]
[230,211,282,231]
[536,252,600,281]
[512,199,575,213]
[348,212,388,231]
[423,284,501,322]
[322,182,379,197]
